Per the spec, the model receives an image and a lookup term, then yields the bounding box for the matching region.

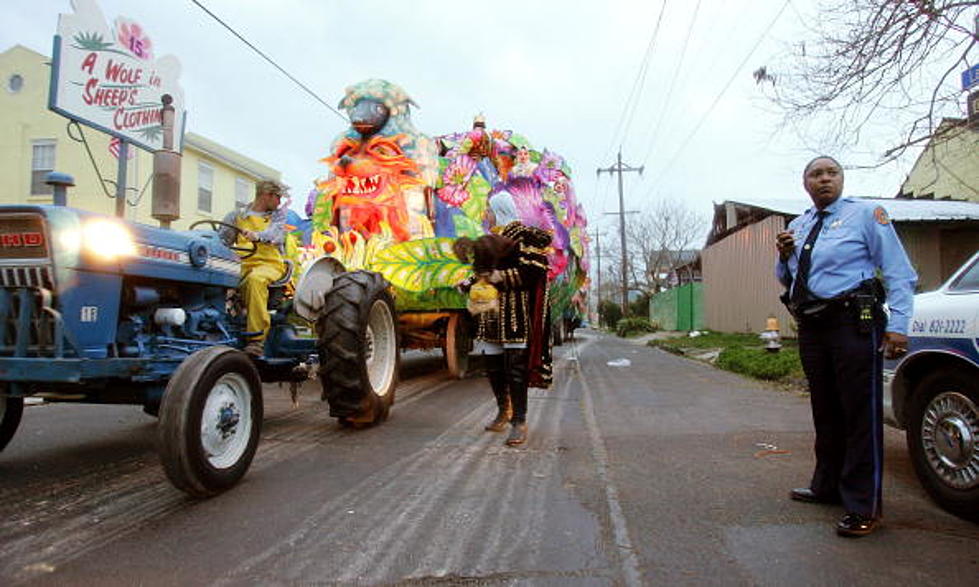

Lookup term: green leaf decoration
[561,162,573,178]
[459,173,489,221]
[311,192,333,231]
[136,125,162,142]
[508,133,533,150]
[369,237,471,292]
[452,213,483,239]
[72,31,114,51]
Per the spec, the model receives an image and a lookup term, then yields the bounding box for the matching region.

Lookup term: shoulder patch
[874,206,890,225]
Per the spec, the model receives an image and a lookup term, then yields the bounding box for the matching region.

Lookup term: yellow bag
[467,278,499,315]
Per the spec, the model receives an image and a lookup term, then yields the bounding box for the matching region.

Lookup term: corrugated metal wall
[703,215,794,335]
[703,215,953,336]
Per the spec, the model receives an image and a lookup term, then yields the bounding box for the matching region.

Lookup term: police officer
[775,156,917,537]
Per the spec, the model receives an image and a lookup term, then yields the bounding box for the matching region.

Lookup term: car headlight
[82,219,136,260]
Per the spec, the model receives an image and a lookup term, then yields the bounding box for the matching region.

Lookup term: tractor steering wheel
[189,220,259,259]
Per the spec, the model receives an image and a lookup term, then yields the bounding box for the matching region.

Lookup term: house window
[235,177,252,210]
[7,74,24,93]
[197,162,214,213]
[30,140,56,195]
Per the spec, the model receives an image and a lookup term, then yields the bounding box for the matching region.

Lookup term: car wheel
[906,368,979,522]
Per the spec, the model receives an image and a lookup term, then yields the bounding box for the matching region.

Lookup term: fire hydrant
[760,315,782,352]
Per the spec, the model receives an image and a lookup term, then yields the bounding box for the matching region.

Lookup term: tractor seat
[267,259,295,311]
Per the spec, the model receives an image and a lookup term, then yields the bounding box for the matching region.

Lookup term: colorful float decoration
[295,79,589,349]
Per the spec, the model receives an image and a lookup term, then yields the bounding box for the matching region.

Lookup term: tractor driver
[219,180,288,357]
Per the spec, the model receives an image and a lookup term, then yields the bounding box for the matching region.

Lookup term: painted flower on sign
[438,156,476,207]
[116,18,153,60]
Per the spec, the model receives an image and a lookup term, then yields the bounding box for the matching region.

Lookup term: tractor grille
[0,265,54,289]
[0,284,60,357]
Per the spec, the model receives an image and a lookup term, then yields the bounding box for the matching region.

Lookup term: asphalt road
[0,330,976,585]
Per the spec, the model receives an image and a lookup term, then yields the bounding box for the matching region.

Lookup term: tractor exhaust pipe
[152,94,181,229]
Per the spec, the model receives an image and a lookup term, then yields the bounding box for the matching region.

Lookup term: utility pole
[591,229,602,323]
[597,149,643,316]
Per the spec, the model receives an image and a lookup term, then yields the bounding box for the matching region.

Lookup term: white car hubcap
[922,391,979,490]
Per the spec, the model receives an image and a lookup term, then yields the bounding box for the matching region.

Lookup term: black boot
[504,348,529,445]
[484,353,510,432]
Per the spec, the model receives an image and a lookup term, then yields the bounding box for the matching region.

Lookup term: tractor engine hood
[0,205,240,289]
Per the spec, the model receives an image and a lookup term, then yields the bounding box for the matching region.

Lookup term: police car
[884,250,978,522]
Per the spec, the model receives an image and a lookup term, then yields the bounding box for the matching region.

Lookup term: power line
[640,0,702,166]
[646,0,791,192]
[189,0,347,122]
[601,1,669,163]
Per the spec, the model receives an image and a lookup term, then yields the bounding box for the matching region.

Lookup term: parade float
[293,79,589,380]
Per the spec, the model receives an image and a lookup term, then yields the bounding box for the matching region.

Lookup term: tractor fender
[294,256,347,321]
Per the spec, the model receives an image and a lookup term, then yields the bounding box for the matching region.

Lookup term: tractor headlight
[81,219,136,260]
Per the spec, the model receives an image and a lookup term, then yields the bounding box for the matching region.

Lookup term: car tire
[906,368,979,522]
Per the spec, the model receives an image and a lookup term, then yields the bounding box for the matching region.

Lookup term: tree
[625,198,707,296]
[761,1,977,164]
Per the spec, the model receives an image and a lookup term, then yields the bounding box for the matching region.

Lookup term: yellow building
[0,44,280,229]
[900,118,979,202]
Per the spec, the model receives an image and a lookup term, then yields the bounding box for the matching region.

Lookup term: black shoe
[505,422,528,446]
[836,512,878,537]
[789,487,841,504]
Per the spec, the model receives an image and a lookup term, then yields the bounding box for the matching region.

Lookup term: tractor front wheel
[0,393,24,452]
[318,271,399,427]
[158,346,263,497]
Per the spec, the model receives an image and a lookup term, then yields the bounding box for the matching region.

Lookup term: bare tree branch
[761,0,976,163]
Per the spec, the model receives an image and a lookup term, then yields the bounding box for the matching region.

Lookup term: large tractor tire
[443,312,471,379]
[318,271,399,427]
[906,368,979,522]
[0,393,24,453]
[158,346,263,498]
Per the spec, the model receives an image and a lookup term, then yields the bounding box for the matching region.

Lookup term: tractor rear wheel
[158,346,263,497]
[0,393,24,452]
[318,271,399,426]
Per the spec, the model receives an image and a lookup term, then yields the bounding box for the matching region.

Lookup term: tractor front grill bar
[0,265,54,289]
[0,287,63,358]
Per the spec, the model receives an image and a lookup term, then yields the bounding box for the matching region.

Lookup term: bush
[598,300,622,328]
[615,317,657,338]
[628,293,651,319]
[715,346,802,381]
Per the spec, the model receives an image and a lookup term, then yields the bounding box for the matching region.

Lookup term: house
[702,198,979,335]
[0,44,280,229]
[899,118,979,202]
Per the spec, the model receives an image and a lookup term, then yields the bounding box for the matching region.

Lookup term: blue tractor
[0,204,400,497]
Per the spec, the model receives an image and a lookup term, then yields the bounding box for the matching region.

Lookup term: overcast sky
[2,0,970,240]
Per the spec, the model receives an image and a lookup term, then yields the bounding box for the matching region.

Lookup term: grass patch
[648,331,804,385]
[716,346,804,381]
[615,317,657,338]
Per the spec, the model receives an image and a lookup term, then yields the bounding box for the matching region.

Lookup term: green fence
[649,283,704,331]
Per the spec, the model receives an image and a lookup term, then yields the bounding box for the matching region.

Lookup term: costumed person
[220,180,288,357]
[453,191,552,446]
[510,146,538,178]
[776,156,916,538]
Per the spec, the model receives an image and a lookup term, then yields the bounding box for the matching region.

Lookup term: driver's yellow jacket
[226,209,286,342]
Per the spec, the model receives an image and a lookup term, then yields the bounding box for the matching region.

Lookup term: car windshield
[948,254,979,292]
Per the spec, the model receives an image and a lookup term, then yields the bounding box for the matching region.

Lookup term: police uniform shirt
[775,197,918,334]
